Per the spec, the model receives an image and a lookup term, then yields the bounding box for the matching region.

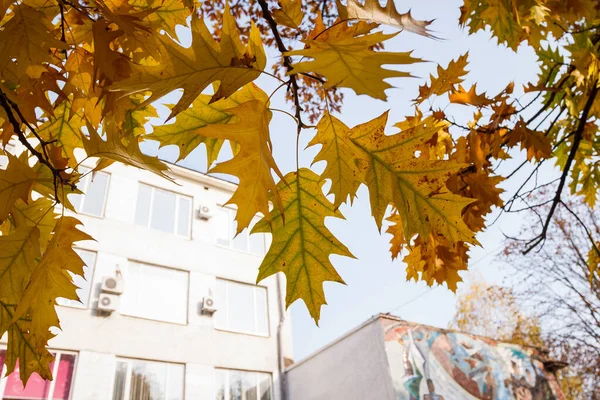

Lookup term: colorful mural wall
[381,319,564,400]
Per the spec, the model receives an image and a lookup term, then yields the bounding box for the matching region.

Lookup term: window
[215,279,269,336]
[112,358,184,400]
[134,183,192,237]
[215,369,272,400]
[0,350,76,400]
[57,249,97,308]
[215,208,267,255]
[121,261,189,324]
[69,166,110,217]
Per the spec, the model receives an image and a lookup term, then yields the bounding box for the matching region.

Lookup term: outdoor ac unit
[98,293,119,313]
[101,275,124,294]
[197,205,213,220]
[201,295,217,315]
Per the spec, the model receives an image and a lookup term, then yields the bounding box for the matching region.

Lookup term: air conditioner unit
[197,205,213,220]
[98,293,119,313]
[101,275,124,294]
[201,295,217,315]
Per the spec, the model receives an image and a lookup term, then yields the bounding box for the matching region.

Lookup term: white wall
[286,318,394,400]
[1,161,293,399]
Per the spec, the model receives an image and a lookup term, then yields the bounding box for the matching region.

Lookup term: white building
[0,157,294,400]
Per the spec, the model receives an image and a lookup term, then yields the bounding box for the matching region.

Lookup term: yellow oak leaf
[308,111,368,208]
[13,217,92,352]
[1,302,54,386]
[192,100,284,233]
[82,120,170,178]
[0,154,39,222]
[461,0,525,51]
[416,53,469,103]
[348,112,477,245]
[386,211,406,260]
[102,93,158,139]
[449,84,494,107]
[91,20,133,86]
[36,101,85,167]
[149,83,268,166]
[286,21,422,100]
[12,198,57,251]
[273,0,304,29]
[130,0,190,39]
[0,227,41,317]
[508,119,552,161]
[0,4,69,82]
[110,5,266,120]
[403,233,469,292]
[0,226,54,385]
[337,0,434,37]
[252,168,354,323]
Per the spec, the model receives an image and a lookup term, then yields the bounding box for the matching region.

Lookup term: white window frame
[135,183,193,238]
[73,167,111,218]
[0,348,78,400]
[215,207,267,256]
[56,248,97,310]
[112,357,185,400]
[215,278,270,337]
[214,368,273,400]
[120,260,190,325]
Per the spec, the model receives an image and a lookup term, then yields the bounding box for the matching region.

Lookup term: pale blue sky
[145,0,557,361]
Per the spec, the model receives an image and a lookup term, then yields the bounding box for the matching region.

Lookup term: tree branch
[256,0,306,130]
[524,80,599,254]
[0,90,70,203]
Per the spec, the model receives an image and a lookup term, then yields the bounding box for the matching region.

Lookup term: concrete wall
[286,318,395,400]
[1,161,293,399]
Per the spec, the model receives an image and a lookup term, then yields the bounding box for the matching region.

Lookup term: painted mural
[381,319,564,400]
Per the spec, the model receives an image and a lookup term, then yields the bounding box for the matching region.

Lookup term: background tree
[504,195,600,398]
[0,0,599,386]
[449,277,544,347]
[449,278,585,399]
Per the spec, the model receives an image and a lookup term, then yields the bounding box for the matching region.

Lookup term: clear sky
[145,0,557,361]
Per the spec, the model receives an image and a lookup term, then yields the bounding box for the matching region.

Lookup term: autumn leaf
[403,234,469,291]
[508,119,552,161]
[252,168,354,323]
[0,154,39,222]
[273,0,304,29]
[13,217,92,352]
[337,0,434,37]
[0,4,69,82]
[0,226,53,385]
[149,83,268,166]
[449,84,495,107]
[286,21,422,100]
[12,198,57,251]
[82,120,169,177]
[191,100,284,233]
[386,210,406,260]
[36,101,85,166]
[416,53,469,103]
[110,5,266,120]
[308,111,368,208]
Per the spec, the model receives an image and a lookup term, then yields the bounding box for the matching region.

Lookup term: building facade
[0,158,293,400]
[287,314,566,400]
